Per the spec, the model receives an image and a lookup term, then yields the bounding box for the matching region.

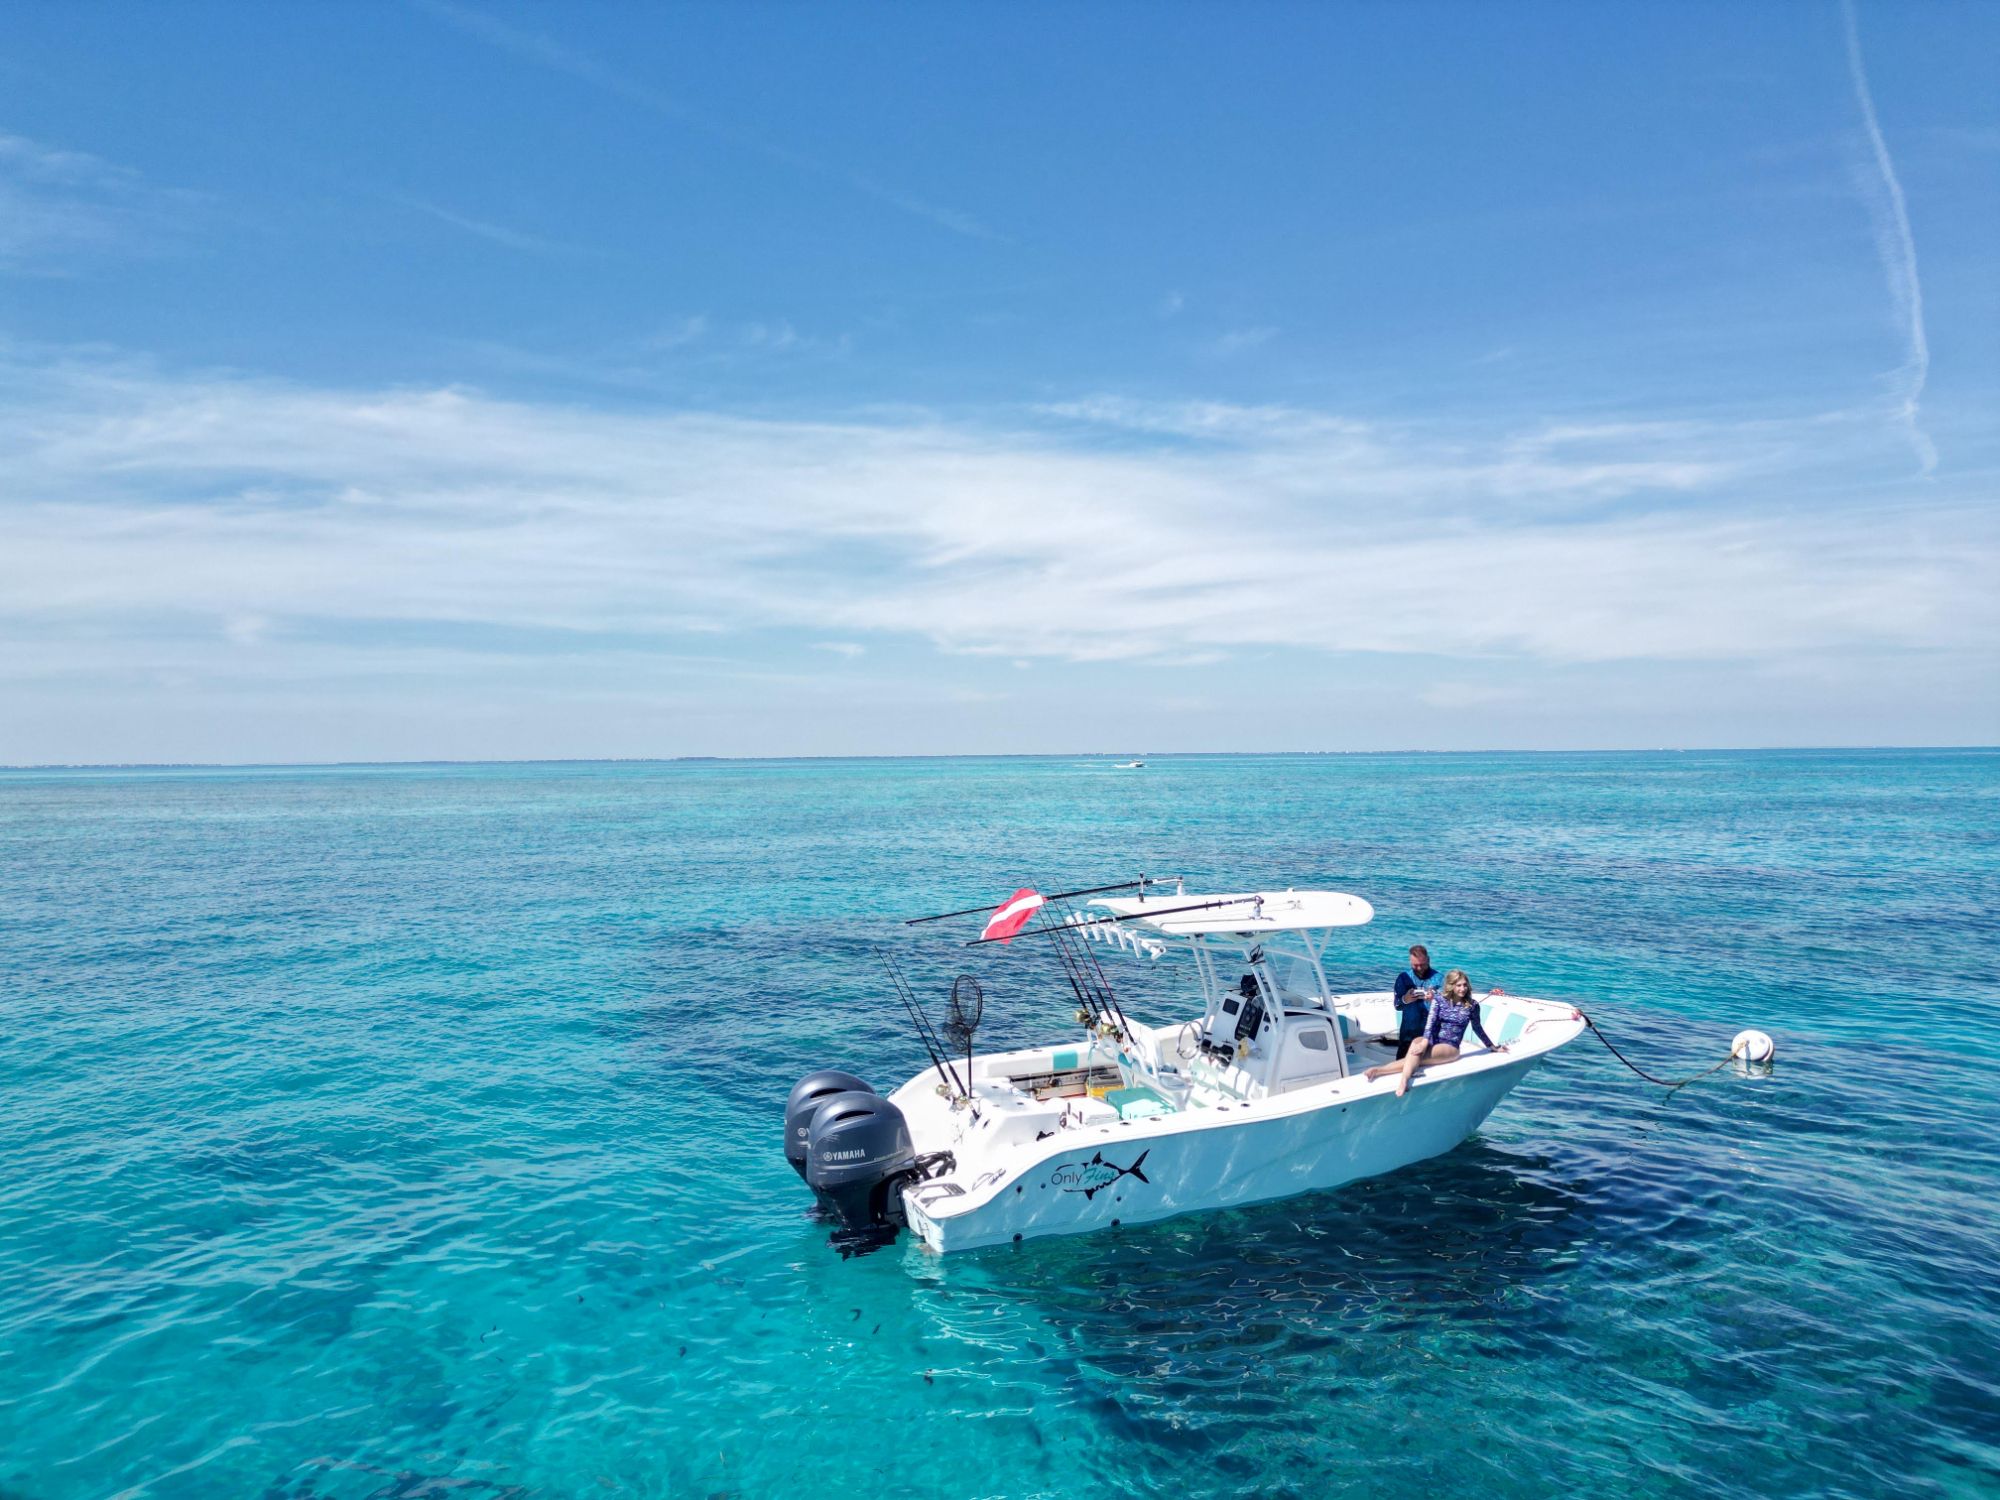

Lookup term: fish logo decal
[1047,1150,1151,1200]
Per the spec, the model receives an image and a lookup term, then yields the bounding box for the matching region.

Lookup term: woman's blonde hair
[1441,968,1471,998]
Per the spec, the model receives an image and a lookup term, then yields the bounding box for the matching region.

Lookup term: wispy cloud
[1840,0,1936,475]
[439,314,844,395]
[742,321,803,352]
[396,194,594,258]
[223,614,271,647]
[0,132,202,272]
[1212,326,1278,356]
[846,174,1001,243]
[410,0,1002,243]
[643,316,709,352]
[1037,396,1367,445]
[0,133,135,184]
[2,352,1988,697]
[1420,680,1523,709]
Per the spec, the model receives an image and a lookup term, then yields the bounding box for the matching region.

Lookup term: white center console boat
[785,881,1585,1254]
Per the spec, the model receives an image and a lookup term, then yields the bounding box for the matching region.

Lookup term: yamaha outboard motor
[784,1070,875,1181]
[805,1090,916,1246]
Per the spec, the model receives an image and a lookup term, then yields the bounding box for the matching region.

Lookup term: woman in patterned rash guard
[1364,968,1508,1098]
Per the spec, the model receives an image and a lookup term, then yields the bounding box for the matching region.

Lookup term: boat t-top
[785,878,1586,1254]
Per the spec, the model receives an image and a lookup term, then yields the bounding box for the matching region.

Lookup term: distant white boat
[786,881,1585,1254]
[1114,759,1145,769]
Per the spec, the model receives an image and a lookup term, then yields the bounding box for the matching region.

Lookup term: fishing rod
[874,948,965,1099]
[1037,892,1129,1043]
[962,894,1265,946]
[1059,923,1130,1045]
[903,957,967,1100]
[1040,898,1107,1031]
[1027,889,1105,1029]
[903,875,1178,926]
[876,949,948,1085]
[1062,903,1136,1042]
[901,955,967,1100]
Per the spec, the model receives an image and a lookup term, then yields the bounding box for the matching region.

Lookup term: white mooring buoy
[1731,1029,1776,1064]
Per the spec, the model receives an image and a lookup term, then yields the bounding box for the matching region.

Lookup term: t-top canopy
[1089,889,1373,935]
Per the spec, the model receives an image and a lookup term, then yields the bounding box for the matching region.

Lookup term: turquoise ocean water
[3,752,1997,1499]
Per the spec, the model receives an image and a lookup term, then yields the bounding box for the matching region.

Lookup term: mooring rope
[1579,1012,1746,1092]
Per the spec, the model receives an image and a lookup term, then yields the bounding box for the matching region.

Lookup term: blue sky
[2,1,1995,761]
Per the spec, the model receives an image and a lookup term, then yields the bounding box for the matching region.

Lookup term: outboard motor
[805,1091,916,1245]
[784,1070,875,1180]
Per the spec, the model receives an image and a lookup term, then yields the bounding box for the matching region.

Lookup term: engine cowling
[783,1069,875,1180]
[805,1091,916,1244]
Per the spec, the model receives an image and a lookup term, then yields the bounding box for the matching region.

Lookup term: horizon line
[3,743,1996,773]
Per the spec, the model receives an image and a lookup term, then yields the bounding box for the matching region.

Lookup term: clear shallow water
[2,751,1997,1500]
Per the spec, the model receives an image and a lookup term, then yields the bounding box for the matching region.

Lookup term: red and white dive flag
[980,888,1045,944]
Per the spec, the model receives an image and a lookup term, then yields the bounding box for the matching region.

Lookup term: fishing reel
[933,1080,979,1119]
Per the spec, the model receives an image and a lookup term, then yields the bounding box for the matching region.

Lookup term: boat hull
[903,1052,1545,1253]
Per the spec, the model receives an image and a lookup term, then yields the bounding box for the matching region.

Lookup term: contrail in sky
[1841,0,1936,475]
[411,0,1002,244]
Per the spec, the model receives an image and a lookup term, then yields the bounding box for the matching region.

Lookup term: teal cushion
[1105,1085,1171,1119]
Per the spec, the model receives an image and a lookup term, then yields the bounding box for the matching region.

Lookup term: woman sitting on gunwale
[1364,968,1508,1098]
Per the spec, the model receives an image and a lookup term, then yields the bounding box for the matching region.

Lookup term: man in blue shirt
[1393,944,1444,1059]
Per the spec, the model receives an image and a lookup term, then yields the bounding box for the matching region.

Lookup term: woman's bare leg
[1364,1048,1412,1081]
[1425,1044,1460,1066]
[1369,1039,1435,1084]
[1392,1039,1426,1096]
[1391,1041,1460,1096]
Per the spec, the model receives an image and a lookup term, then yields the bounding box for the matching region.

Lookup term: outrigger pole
[962,894,1263,947]
[902,875,1176,926]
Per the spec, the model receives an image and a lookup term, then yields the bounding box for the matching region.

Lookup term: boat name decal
[1047,1149,1151,1200]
